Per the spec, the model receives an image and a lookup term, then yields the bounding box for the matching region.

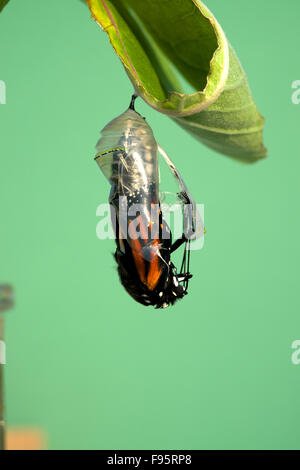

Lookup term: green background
[1,0,299,450]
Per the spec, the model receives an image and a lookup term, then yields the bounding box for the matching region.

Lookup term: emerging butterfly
[95,95,203,308]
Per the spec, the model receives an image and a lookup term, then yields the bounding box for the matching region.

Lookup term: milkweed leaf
[86,0,267,162]
[0,0,10,13]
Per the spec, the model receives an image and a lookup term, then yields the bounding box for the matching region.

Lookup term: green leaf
[86,0,267,163]
[0,0,10,13]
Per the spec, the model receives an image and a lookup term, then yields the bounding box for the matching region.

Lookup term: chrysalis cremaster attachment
[94,96,198,308]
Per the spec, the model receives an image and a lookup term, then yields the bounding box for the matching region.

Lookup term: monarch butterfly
[95,95,202,308]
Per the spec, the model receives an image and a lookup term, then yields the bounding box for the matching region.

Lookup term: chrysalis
[95,96,201,308]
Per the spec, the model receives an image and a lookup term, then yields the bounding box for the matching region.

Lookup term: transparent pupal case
[95,108,160,199]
